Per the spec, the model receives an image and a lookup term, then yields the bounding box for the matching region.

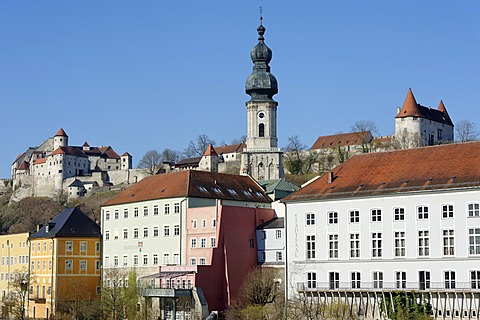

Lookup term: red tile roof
[33,158,47,165]
[98,146,120,159]
[310,132,372,150]
[395,88,453,126]
[203,144,218,157]
[103,170,272,206]
[371,136,392,144]
[55,128,68,137]
[215,142,246,155]
[121,152,131,157]
[283,141,480,202]
[17,161,30,170]
[50,146,88,158]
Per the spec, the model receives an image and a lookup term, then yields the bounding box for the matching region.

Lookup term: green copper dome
[245,18,278,101]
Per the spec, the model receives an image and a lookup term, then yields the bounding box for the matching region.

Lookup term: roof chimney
[328,171,334,184]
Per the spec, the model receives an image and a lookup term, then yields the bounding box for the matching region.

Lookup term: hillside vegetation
[0,190,120,235]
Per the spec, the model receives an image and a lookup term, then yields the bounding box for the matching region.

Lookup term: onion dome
[245,17,278,101]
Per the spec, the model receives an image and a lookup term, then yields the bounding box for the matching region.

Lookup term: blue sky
[1,1,479,178]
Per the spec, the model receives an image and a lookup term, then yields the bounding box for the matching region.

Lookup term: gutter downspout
[283,201,288,320]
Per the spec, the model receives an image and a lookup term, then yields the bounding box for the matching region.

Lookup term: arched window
[259,123,265,137]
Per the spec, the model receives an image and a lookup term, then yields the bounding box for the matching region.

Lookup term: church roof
[55,128,68,137]
[203,144,218,157]
[103,170,272,207]
[395,88,454,126]
[283,141,480,202]
[310,131,372,150]
[29,207,100,239]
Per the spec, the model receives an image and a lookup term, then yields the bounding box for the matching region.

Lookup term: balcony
[297,281,480,293]
[141,285,193,298]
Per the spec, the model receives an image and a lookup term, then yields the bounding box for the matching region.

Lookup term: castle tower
[199,144,220,173]
[241,16,284,181]
[53,128,68,150]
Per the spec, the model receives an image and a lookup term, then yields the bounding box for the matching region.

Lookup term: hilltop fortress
[11,128,149,201]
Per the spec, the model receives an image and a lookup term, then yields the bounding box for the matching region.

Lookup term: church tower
[241,17,284,181]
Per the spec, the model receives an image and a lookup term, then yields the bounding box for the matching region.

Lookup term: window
[276,230,282,239]
[202,219,207,228]
[163,225,170,237]
[143,206,148,217]
[210,237,216,248]
[259,123,265,137]
[80,260,87,271]
[306,235,316,259]
[276,251,283,261]
[65,241,73,252]
[173,253,179,265]
[192,220,197,228]
[371,209,382,222]
[350,233,360,258]
[104,256,109,267]
[212,218,216,227]
[372,233,382,258]
[65,260,73,271]
[471,271,480,289]
[260,252,266,262]
[305,213,315,226]
[468,203,480,217]
[123,228,128,240]
[417,206,429,219]
[190,258,196,265]
[143,254,148,266]
[123,255,128,267]
[329,234,338,259]
[80,241,87,252]
[443,229,455,256]
[442,204,454,218]
[373,271,383,289]
[419,271,430,290]
[163,253,170,265]
[438,128,443,140]
[143,227,149,238]
[469,228,480,255]
[153,205,159,216]
[307,272,317,289]
[351,272,361,289]
[114,210,119,220]
[394,231,406,257]
[191,238,197,248]
[113,256,119,267]
[248,238,254,247]
[328,211,338,224]
[133,255,138,266]
[199,257,206,265]
[329,272,339,289]
[133,228,139,239]
[444,271,456,289]
[418,230,430,257]
[96,242,100,252]
[174,203,180,214]
[201,238,207,248]
[134,207,139,218]
[153,254,158,265]
[123,208,129,219]
[349,210,360,223]
[395,271,406,289]
[105,211,110,221]
[394,207,405,221]
[164,204,170,215]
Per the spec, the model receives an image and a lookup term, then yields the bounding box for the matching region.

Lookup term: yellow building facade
[0,232,30,318]
[28,207,101,319]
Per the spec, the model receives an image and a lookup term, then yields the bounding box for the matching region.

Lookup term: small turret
[121,152,132,170]
[53,128,68,150]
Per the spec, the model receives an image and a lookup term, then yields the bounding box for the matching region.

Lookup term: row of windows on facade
[1,241,27,249]
[303,270,480,291]
[104,202,182,220]
[30,259,100,272]
[0,272,27,282]
[261,230,282,239]
[190,237,216,248]
[259,251,283,262]
[305,203,480,225]
[31,241,100,253]
[105,225,182,240]
[29,284,52,299]
[104,253,212,267]
[305,228,480,260]
[1,255,28,266]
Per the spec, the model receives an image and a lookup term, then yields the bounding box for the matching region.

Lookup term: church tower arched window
[259,123,265,137]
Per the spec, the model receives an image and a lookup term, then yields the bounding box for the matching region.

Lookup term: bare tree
[392,129,423,149]
[124,270,138,320]
[351,120,377,153]
[284,136,318,175]
[161,148,181,163]
[456,119,479,142]
[102,269,127,320]
[231,135,247,144]
[3,271,29,320]
[137,150,163,175]
[183,134,216,158]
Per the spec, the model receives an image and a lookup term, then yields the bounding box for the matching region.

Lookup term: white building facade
[283,142,480,319]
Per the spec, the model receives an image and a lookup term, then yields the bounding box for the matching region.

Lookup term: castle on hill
[11,128,149,201]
